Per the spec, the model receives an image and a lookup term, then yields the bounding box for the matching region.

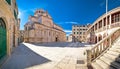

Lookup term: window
[14,10,17,19]
[25,27,27,30]
[80,32,82,34]
[77,32,79,34]
[74,32,75,34]
[6,0,11,5]
[83,29,86,31]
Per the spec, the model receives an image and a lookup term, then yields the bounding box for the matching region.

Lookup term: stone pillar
[86,50,92,67]
[97,36,99,42]
[102,19,104,30]
[109,37,112,47]
[94,25,95,32]
[97,23,99,32]
[109,15,112,28]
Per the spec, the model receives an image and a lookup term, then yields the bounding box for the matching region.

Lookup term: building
[0,0,20,64]
[19,30,24,43]
[86,7,120,44]
[72,24,89,42]
[67,34,73,42]
[24,9,66,43]
[86,7,120,68]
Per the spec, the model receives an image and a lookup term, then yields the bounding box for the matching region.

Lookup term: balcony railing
[86,27,120,66]
[87,22,120,36]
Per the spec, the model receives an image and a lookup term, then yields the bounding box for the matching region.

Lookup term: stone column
[109,15,112,29]
[97,23,99,32]
[102,19,104,31]
[86,50,92,67]
[109,37,112,47]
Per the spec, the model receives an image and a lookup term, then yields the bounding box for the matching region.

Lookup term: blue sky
[17,0,120,35]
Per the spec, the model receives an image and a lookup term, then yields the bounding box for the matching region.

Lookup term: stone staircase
[91,37,120,69]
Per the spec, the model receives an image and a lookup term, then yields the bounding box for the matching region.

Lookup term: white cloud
[65,22,79,24]
[18,11,21,18]
[18,9,26,19]
[64,30,72,33]
[58,21,79,24]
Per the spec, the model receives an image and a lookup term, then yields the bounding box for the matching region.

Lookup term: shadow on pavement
[1,44,51,69]
[30,42,91,48]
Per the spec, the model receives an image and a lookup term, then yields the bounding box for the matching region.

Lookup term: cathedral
[24,9,66,43]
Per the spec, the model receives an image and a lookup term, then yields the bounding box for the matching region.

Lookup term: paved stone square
[1,42,92,69]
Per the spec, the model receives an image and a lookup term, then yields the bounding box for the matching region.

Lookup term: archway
[95,36,97,43]
[0,18,7,60]
[98,34,102,41]
[55,37,58,42]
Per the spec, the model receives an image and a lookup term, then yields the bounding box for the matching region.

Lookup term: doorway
[0,18,7,60]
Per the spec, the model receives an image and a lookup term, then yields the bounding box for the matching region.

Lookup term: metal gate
[0,18,6,60]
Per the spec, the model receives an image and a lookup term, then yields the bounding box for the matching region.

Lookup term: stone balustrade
[86,28,120,67]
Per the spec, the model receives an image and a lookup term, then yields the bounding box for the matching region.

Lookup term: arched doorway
[55,36,58,42]
[0,18,7,60]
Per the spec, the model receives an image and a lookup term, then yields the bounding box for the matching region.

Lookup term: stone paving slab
[1,42,91,69]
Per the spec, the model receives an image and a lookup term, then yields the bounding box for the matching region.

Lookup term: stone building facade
[72,24,89,42]
[24,9,66,43]
[67,34,73,42]
[0,0,20,63]
[86,7,120,44]
[19,30,24,43]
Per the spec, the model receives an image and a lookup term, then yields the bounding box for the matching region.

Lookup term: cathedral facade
[24,9,66,43]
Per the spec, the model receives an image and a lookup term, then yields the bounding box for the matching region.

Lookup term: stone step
[116,57,120,63]
[109,66,117,69]
[104,52,120,63]
[112,45,120,48]
[99,53,120,69]
[92,62,102,69]
[100,56,116,69]
[107,51,120,57]
[105,53,117,60]
[96,59,109,69]
[91,37,120,69]
[110,61,120,69]
[100,55,119,69]
[104,54,116,61]
[109,48,120,53]
[100,56,113,65]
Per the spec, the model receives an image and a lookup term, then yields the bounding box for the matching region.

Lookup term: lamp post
[79,25,80,42]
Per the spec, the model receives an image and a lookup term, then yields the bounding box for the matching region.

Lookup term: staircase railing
[86,27,120,67]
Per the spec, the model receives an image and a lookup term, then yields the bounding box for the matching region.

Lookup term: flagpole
[106,0,108,36]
